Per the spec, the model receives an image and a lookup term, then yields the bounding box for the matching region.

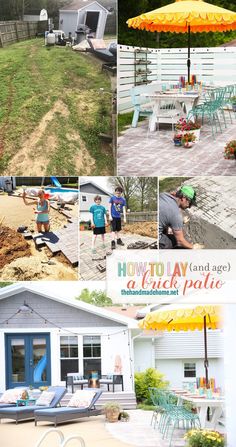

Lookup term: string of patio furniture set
[149,387,201,447]
[186,84,236,138]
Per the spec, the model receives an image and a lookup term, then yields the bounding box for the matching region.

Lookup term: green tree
[77,288,112,307]
[136,177,157,211]
[108,177,137,210]
[0,282,13,288]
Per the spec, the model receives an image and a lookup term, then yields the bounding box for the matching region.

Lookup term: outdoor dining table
[175,392,224,429]
[141,91,200,131]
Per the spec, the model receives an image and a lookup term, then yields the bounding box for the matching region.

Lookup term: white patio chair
[148,94,183,133]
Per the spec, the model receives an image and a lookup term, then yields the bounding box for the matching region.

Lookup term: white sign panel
[106,250,236,304]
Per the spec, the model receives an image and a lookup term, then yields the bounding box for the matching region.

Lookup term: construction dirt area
[0,194,78,281]
[123,222,157,239]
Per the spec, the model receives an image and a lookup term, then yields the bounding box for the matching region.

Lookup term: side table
[16,398,36,407]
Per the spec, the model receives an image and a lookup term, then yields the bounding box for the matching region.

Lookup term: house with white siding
[0,284,137,393]
[80,181,112,222]
[133,331,224,390]
[0,284,224,394]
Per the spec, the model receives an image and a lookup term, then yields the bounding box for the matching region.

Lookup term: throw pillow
[36,391,55,406]
[67,390,96,408]
[0,388,26,404]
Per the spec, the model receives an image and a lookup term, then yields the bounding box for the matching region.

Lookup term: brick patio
[118,117,236,176]
[107,409,225,447]
[80,230,157,280]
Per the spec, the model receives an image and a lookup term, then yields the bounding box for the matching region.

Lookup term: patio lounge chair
[87,38,116,63]
[34,390,103,427]
[0,386,67,424]
[99,374,124,392]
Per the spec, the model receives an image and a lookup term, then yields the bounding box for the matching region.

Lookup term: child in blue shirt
[109,186,126,249]
[90,195,107,254]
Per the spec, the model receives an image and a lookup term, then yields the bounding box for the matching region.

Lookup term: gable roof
[0,283,137,328]
[60,0,110,12]
[80,181,112,197]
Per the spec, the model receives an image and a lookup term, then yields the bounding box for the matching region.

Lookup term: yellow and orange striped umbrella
[127,0,236,81]
[139,303,223,384]
[127,0,236,34]
[139,303,222,331]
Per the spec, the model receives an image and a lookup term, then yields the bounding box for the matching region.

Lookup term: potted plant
[181,132,196,148]
[184,429,225,447]
[173,133,182,146]
[175,118,201,141]
[104,402,121,422]
[230,96,236,112]
[224,140,236,160]
[118,411,130,422]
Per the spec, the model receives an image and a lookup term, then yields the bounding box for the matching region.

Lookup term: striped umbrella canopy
[139,303,223,385]
[127,0,236,81]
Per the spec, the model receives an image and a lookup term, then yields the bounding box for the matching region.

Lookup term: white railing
[118,44,236,113]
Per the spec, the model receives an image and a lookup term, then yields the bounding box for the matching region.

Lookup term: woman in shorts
[22,188,50,232]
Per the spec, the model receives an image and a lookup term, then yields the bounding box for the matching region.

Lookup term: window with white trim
[60,336,79,381]
[83,336,101,379]
[184,362,196,378]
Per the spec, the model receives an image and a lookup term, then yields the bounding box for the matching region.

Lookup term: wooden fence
[0,20,47,47]
[118,44,236,113]
[126,211,157,223]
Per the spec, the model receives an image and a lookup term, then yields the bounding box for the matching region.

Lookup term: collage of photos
[0,1,236,447]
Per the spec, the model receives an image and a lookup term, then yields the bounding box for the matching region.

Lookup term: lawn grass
[0,39,114,175]
[118,112,146,134]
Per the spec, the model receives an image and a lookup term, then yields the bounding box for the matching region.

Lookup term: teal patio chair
[157,390,201,447]
[187,87,226,138]
[149,387,165,428]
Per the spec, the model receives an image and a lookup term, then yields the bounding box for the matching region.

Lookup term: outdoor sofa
[34,390,103,427]
[0,386,67,423]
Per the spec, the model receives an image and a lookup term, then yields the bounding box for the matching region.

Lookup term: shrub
[134,368,169,404]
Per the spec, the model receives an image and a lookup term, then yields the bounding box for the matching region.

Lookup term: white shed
[0,176,16,191]
[59,0,109,39]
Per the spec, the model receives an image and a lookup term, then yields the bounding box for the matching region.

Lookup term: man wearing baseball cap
[159,185,197,249]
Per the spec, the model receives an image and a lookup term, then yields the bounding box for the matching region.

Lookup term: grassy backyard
[0,38,114,175]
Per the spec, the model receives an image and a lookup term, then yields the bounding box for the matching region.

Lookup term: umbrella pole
[204,315,210,421]
[187,25,191,83]
[203,315,209,386]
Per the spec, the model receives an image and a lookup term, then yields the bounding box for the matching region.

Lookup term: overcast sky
[80,176,112,193]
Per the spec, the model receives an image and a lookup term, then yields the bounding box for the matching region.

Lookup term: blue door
[6,334,51,389]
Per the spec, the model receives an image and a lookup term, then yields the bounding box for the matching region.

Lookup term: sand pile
[0,256,78,281]
[0,226,31,269]
[123,222,157,238]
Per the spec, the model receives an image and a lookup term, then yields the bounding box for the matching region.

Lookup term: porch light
[18,302,31,314]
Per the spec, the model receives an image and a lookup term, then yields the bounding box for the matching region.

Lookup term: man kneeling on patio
[159,185,199,249]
